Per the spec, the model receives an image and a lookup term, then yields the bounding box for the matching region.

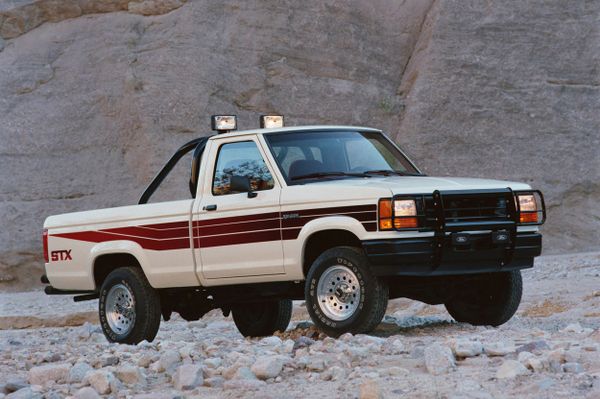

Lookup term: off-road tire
[99,267,161,344]
[232,299,292,337]
[444,270,522,327]
[305,246,388,337]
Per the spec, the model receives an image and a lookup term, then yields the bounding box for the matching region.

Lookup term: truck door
[194,136,284,279]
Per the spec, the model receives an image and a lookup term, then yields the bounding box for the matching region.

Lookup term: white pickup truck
[42,115,546,344]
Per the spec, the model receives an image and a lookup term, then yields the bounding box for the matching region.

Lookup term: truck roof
[208,125,382,139]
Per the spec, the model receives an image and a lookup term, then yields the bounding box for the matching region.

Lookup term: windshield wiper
[291,171,369,181]
[363,169,423,177]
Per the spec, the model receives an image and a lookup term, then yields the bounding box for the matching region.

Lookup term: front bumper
[362,232,541,276]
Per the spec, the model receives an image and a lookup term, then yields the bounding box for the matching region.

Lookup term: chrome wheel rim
[316,265,361,321]
[105,283,135,336]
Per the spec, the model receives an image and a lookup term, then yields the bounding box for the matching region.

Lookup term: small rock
[158,350,181,372]
[496,360,529,379]
[563,323,584,333]
[251,356,284,380]
[307,357,326,372]
[295,321,313,329]
[69,362,93,383]
[204,376,225,388]
[424,343,456,375]
[485,341,515,356]
[28,363,70,385]
[99,355,119,367]
[115,366,143,385]
[384,367,409,377]
[518,351,534,363]
[565,348,581,363]
[321,366,346,381]
[383,339,405,355]
[137,355,153,368]
[87,370,117,395]
[204,357,222,369]
[410,345,425,359]
[453,340,484,358]
[6,388,42,399]
[4,381,28,393]
[223,380,266,390]
[516,340,550,354]
[234,367,257,380]
[173,364,203,391]
[293,336,315,352]
[544,348,566,372]
[74,387,101,399]
[259,336,283,347]
[76,322,99,340]
[562,362,584,373]
[0,38,5,52]
[359,379,382,399]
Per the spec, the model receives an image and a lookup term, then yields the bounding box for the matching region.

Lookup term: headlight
[379,198,418,230]
[518,194,538,223]
[393,199,418,228]
[394,200,417,216]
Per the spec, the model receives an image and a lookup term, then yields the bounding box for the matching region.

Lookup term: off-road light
[517,194,538,223]
[211,115,237,133]
[260,115,284,129]
[393,199,418,228]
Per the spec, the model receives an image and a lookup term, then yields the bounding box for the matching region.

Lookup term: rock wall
[0,0,598,290]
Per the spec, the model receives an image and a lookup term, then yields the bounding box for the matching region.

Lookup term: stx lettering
[51,250,72,262]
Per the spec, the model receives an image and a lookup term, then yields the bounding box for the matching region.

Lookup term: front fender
[297,216,370,243]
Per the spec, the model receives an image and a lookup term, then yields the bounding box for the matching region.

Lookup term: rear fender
[88,241,150,289]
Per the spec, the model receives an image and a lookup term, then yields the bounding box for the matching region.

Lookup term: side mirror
[230,175,257,198]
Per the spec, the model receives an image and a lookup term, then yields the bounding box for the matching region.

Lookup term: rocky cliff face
[0,0,598,290]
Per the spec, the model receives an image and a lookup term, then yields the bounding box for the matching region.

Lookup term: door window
[212,141,274,195]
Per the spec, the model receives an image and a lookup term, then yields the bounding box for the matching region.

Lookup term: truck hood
[308,175,532,195]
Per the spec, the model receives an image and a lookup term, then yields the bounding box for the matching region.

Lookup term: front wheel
[444,270,522,327]
[305,246,388,337]
[99,267,161,344]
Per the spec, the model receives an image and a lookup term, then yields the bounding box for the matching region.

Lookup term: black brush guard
[363,188,544,276]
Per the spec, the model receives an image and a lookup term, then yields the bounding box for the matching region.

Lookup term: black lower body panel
[363,232,541,276]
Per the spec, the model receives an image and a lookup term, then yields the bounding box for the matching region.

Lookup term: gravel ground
[1,252,599,398]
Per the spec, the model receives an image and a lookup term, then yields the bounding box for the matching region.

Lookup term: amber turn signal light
[519,212,538,224]
[378,199,392,230]
[394,217,418,229]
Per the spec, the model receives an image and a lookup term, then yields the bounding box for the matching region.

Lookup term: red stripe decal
[194,212,280,227]
[51,205,377,250]
[52,231,191,251]
[197,219,280,237]
[199,229,281,248]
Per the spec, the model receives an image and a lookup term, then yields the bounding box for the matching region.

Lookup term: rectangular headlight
[518,194,538,223]
[393,199,418,228]
[260,115,284,129]
[211,115,237,132]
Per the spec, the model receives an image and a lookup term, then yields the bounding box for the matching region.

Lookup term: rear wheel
[444,270,522,326]
[99,267,161,344]
[305,246,388,337]
[232,299,292,337]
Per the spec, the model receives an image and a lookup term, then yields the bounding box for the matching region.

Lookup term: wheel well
[93,253,141,289]
[303,230,362,277]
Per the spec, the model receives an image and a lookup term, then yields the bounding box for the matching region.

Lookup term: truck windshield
[265,130,421,184]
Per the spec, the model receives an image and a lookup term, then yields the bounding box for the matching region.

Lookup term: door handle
[203,204,217,211]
